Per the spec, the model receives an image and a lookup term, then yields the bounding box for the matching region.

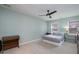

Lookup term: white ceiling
[1,4,79,21]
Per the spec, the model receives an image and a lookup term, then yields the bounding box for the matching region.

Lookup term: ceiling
[1,4,79,21]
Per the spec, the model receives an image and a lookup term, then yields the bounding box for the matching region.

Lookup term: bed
[42,32,64,46]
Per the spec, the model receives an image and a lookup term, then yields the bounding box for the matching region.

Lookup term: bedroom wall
[0,7,47,44]
[47,16,79,33]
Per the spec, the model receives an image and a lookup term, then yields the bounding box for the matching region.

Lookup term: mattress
[42,35,64,43]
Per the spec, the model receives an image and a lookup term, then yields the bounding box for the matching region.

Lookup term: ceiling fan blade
[39,14,46,16]
[49,10,57,15]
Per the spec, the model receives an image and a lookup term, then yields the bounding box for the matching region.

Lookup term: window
[51,21,60,33]
[69,20,79,34]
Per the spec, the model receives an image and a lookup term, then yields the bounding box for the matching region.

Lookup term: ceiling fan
[39,10,57,18]
[2,4,11,7]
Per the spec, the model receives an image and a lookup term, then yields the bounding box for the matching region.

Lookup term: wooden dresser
[2,35,19,51]
[0,40,2,51]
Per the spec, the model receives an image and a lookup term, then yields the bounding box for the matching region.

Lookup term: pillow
[45,33,51,35]
[53,32,64,36]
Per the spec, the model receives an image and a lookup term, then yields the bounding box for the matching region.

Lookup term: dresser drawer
[3,39,19,44]
[3,42,18,50]
[0,40,2,51]
[0,46,2,51]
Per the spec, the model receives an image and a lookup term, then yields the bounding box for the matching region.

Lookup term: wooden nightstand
[77,33,79,54]
[65,33,77,43]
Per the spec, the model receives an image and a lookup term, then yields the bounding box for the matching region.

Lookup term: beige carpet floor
[4,40,77,54]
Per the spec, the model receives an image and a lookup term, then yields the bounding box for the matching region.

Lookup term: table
[64,33,77,43]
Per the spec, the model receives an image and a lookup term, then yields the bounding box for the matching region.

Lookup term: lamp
[64,26,69,33]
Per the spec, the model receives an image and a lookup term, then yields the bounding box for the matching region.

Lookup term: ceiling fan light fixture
[49,15,52,18]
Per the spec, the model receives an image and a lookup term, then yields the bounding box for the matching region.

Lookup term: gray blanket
[42,34,64,43]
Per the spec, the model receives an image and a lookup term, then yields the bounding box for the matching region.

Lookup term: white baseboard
[20,39,41,46]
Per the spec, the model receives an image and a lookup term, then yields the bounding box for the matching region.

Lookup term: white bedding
[44,35,63,40]
[43,34,64,43]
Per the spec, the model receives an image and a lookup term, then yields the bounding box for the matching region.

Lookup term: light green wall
[46,21,51,33]
[47,16,79,33]
[0,7,47,44]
